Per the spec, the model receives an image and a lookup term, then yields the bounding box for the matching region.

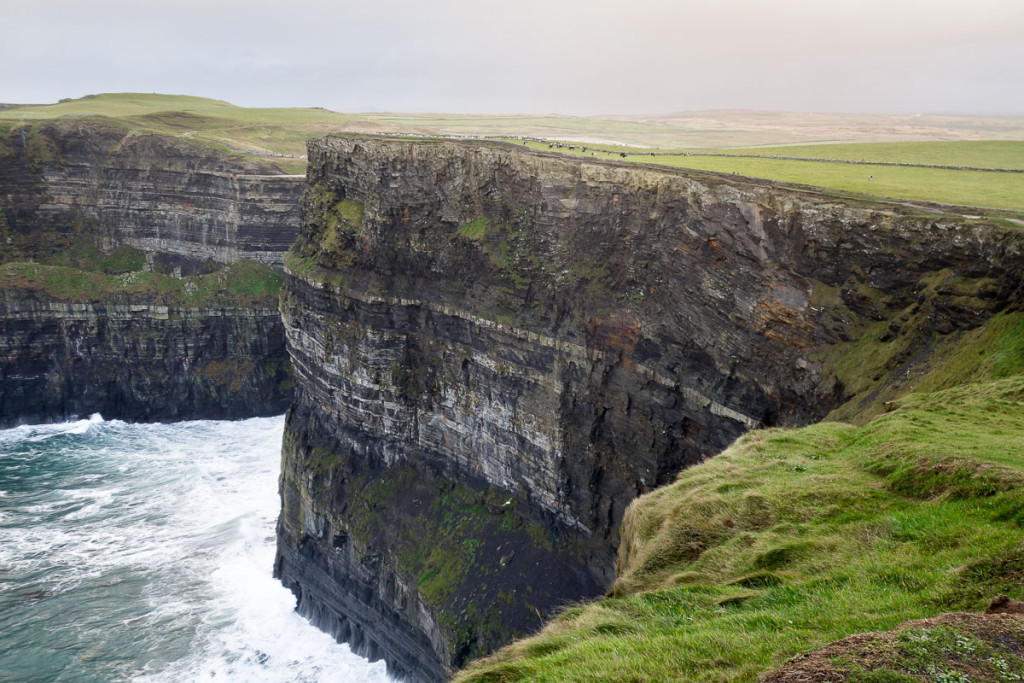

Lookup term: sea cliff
[276,136,1023,680]
[0,120,301,426]
[0,118,303,268]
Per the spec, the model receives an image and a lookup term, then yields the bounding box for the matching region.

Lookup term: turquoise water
[0,415,390,682]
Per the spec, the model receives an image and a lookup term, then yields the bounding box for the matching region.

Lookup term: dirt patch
[988,596,1024,615]
[761,612,1024,682]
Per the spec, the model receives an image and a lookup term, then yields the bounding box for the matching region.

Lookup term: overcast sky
[4,0,1023,115]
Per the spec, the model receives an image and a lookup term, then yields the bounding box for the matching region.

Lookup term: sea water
[0,415,391,682]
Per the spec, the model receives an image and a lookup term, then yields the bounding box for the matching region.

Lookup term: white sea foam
[0,416,391,682]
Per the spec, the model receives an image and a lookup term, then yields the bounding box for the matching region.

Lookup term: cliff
[0,118,303,269]
[0,119,300,426]
[276,136,1024,681]
[0,260,290,428]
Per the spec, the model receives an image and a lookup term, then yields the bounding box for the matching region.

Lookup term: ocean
[0,414,390,682]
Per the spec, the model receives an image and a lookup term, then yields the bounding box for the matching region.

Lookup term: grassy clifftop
[457,313,1024,682]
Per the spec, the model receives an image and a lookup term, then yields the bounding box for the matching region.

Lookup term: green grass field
[517,140,1024,213]
[718,141,1024,170]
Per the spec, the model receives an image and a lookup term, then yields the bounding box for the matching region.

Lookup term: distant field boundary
[521,138,1024,173]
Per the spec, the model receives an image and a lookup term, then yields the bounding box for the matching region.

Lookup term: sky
[4,0,1024,116]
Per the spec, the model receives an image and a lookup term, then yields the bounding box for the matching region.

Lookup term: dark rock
[0,292,290,428]
[0,119,303,268]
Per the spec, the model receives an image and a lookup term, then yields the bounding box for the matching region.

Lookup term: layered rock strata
[0,293,290,428]
[276,136,1024,681]
[0,119,303,268]
[0,120,300,426]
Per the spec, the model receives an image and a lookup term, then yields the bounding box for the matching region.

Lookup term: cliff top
[317,132,1024,216]
[310,134,1024,236]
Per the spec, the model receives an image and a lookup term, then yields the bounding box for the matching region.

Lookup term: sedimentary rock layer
[0,292,290,428]
[0,119,303,268]
[277,136,1024,680]
[0,119,299,426]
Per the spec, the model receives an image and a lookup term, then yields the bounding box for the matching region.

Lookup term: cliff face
[0,292,289,428]
[276,136,1023,681]
[0,120,299,426]
[0,119,303,268]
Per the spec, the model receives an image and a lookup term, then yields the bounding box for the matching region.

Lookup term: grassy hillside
[0,94,362,174]
[457,365,1024,681]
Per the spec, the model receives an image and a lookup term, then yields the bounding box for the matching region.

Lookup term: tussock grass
[456,377,1024,682]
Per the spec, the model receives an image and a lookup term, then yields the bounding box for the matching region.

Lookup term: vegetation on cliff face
[812,277,1024,425]
[456,312,1024,682]
[0,253,283,307]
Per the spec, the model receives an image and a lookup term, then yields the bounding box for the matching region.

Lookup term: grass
[0,258,283,307]
[516,140,1024,213]
[455,376,1024,682]
[0,94,363,174]
[36,238,148,273]
[716,141,1024,170]
[458,217,493,240]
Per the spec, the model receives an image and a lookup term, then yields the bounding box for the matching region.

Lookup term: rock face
[0,119,303,268]
[0,120,300,426]
[276,136,1024,681]
[0,293,290,428]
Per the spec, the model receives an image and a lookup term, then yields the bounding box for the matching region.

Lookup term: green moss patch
[0,258,282,306]
[40,238,148,273]
[457,217,492,240]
